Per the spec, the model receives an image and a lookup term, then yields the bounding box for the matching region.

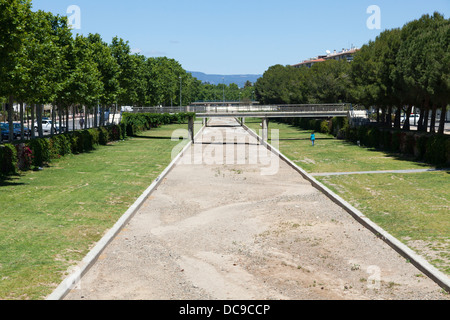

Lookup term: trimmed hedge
[0,144,18,176]
[278,117,450,167]
[0,124,124,176]
[121,112,195,137]
[0,113,195,177]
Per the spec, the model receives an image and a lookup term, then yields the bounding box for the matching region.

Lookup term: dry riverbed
[63,118,448,300]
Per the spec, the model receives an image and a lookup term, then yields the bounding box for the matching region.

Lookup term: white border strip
[46,123,205,300]
[243,122,450,293]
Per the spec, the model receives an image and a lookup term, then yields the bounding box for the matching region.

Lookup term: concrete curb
[242,123,450,293]
[46,124,205,300]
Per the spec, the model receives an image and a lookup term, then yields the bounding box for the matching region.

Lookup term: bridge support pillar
[261,118,269,143]
[188,116,194,143]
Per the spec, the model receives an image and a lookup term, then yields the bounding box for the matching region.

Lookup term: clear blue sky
[31,0,449,75]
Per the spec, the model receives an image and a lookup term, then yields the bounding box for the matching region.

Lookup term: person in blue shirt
[311,132,316,146]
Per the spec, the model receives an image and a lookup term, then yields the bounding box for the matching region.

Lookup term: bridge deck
[195,111,348,118]
[132,104,355,119]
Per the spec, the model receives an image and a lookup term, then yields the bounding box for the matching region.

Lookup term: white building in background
[10,103,52,113]
[291,47,360,69]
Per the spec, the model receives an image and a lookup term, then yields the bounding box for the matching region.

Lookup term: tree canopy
[1,0,254,141]
[255,12,449,134]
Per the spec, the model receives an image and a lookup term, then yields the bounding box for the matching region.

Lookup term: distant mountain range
[188,71,262,88]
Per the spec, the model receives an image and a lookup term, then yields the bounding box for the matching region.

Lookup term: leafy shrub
[121,112,195,136]
[81,129,95,152]
[331,117,346,136]
[15,143,33,171]
[380,130,392,150]
[320,120,330,134]
[277,116,449,166]
[403,133,415,156]
[98,127,109,146]
[415,135,429,159]
[68,131,83,154]
[0,123,125,177]
[390,131,401,153]
[49,134,71,159]
[425,135,449,165]
[27,138,50,168]
[0,144,18,176]
[366,127,380,148]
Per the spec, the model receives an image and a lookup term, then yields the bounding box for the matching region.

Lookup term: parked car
[13,123,31,138]
[34,120,62,134]
[1,122,24,140]
[401,114,420,124]
[0,123,9,141]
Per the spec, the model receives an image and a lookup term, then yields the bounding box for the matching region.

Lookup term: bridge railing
[132,106,192,114]
[131,103,356,114]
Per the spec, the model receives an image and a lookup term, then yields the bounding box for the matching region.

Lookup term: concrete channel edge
[242,122,450,293]
[46,124,206,300]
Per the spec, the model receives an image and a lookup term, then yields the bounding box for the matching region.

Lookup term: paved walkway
[311,168,447,177]
[63,118,448,300]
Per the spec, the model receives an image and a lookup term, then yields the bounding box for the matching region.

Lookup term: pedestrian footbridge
[133,103,352,118]
[131,103,367,142]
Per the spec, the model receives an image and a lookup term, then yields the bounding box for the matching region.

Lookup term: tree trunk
[65,107,69,133]
[386,106,392,128]
[58,106,62,134]
[94,105,98,128]
[403,105,413,130]
[19,102,24,140]
[36,104,43,138]
[26,104,30,139]
[418,108,424,131]
[394,106,401,129]
[7,95,14,143]
[84,106,88,129]
[72,106,75,132]
[430,104,437,133]
[50,106,55,137]
[31,104,35,139]
[100,106,104,127]
[423,108,430,132]
[438,104,447,135]
[111,104,116,125]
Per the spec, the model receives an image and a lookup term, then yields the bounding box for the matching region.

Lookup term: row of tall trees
[0,0,216,143]
[255,12,449,134]
[255,60,352,105]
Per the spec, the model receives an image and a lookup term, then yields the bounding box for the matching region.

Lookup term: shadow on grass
[135,135,174,140]
[278,137,335,141]
[0,176,26,187]
[338,140,441,169]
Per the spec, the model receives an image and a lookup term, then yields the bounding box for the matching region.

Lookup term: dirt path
[64,118,448,300]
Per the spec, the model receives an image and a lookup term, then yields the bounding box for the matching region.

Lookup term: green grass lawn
[245,118,434,173]
[245,118,449,276]
[0,122,195,300]
[317,172,449,275]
